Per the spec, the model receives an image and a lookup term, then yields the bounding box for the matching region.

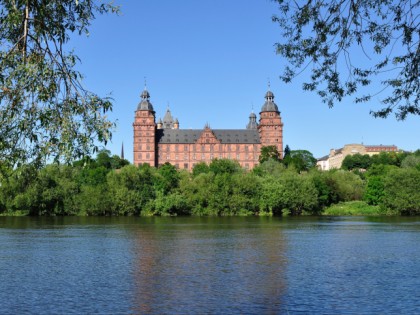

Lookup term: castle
[133,86,283,171]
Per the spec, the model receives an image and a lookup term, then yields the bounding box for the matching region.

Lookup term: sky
[69,0,419,161]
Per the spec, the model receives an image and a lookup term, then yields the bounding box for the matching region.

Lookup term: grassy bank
[322,201,382,216]
[0,210,30,216]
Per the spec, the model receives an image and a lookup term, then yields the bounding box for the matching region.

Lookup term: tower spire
[121,142,125,160]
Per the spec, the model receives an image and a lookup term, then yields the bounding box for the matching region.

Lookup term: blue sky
[70,0,419,161]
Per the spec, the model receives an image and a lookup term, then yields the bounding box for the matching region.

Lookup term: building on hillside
[133,86,284,171]
[316,143,399,170]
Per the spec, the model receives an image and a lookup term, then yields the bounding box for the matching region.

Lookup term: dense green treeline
[1,149,420,216]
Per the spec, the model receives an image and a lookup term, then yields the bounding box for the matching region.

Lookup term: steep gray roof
[162,108,175,128]
[156,129,261,144]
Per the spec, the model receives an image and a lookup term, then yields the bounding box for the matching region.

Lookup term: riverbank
[0,201,386,217]
[321,201,382,216]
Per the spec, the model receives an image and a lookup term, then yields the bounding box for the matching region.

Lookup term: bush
[381,168,420,215]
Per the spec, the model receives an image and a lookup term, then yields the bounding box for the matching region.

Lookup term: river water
[0,216,419,314]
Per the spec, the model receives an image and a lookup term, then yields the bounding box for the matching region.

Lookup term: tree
[401,154,420,169]
[209,158,242,175]
[284,144,291,157]
[286,150,317,172]
[0,0,119,168]
[273,0,419,119]
[382,168,420,215]
[259,145,280,163]
[341,153,372,170]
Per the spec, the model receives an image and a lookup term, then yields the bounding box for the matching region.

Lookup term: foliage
[401,155,420,169]
[329,170,365,201]
[2,154,420,216]
[284,144,291,157]
[381,168,420,215]
[364,176,385,206]
[259,172,318,215]
[283,149,317,172]
[341,153,372,170]
[209,158,242,175]
[154,163,180,194]
[106,165,155,216]
[272,0,419,119]
[192,162,210,177]
[253,158,286,177]
[309,170,338,211]
[259,145,280,163]
[370,151,407,167]
[22,164,80,216]
[278,172,318,215]
[0,0,119,168]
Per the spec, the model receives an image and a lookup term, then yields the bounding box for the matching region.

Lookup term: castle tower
[133,87,157,166]
[258,89,284,158]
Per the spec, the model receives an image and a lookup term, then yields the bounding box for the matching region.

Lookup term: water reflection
[1,216,419,314]
[131,217,288,314]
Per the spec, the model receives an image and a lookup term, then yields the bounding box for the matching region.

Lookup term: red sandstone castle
[133,86,283,171]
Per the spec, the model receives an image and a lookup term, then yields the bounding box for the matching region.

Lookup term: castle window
[193,154,196,160]
[166,146,170,152]
[201,154,205,159]
[166,155,170,160]
[210,154,214,160]
[184,163,188,169]
[146,145,150,150]
[138,153,142,159]
[175,146,179,152]
[175,155,178,160]
[219,154,223,159]
[245,163,249,169]
[206,139,210,143]
[139,145,142,150]
[146,153,150,159]
[184,145,188,151]
[237,154,240,159]
[184,155,188,160]
[201,145,205,152]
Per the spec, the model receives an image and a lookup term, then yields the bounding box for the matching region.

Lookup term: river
[1,216,419,314]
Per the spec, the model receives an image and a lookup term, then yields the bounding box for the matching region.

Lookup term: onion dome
[137,87,154,111]
[261,89,279,112]
[246,111,258,129]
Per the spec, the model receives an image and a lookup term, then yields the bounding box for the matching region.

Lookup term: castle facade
[133,87,283,171]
